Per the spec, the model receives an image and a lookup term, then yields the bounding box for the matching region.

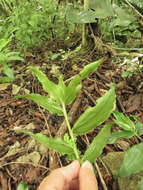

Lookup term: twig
[48,151,60,170]
[38,106,51,137]
[8,178,11,190]
[83,88,96,105]
[1,161,50,171]
[115,52,143,57]
[98,157,110,175]
[94,162,108,190]
[5,167,17,181]
[117,97,126,113]
[84,135,90,144]
[124,0,143,20]
[87,78,102,96]
[114,47,143,51]
[95,71,111,83]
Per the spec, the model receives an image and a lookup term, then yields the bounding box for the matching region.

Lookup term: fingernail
[67,160,79,168]
[82,161,93,170]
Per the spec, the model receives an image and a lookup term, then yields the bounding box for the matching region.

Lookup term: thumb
[79,161,98,190]
[38,160,80,190]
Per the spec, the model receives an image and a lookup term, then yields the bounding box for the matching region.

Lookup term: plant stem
[82,0,90,47]
[62,103,80,160]
[135,133,143,142]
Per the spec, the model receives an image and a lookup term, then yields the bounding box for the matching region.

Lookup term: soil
[0,40,143,190]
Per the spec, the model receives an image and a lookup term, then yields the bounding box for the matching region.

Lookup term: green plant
[1,0,75,50]
[9,0,51,49]
[108,111,143,144]
[17,182,28,190]
[68,0,141,49]
[108,111,143,177]
[0,37,24,83]
[16,58,116,163]
[120,57,143,78]
[0,0,18,17]
[118,143,143,177]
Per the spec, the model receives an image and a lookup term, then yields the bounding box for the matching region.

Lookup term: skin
[38,160,98,190]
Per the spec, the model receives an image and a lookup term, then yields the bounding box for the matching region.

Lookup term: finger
[79,161,98,190]
[38,170,66,190]
[38,160,80,190]
[69,178,79,190]
[60,160,80,182]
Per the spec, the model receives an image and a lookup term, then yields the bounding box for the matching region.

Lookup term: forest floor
[0,39,143,190]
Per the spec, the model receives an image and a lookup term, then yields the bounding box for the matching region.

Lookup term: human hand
[38,160,98,190]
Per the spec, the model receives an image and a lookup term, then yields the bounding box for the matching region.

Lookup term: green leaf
[29,60,103,106]
[108,130,135,144]
[73,87,116,135]
[65,59,104,105]
[113,112,135,131]
[17,182,28,190]
[65,83,82,105]
[56,76,67,104]
[89,0,114,18]
[6,53,24,62]
[113,5,135,27]
[16,94,63,115]
[71,10,97,24]
[131,116,143,136]
[64,76,81,105]
[118,143,143,177]
[31,67,70,104]
[0,38,11,52]
[82,123,112,163]
[25,132,75,157]
[135,121,143,136]
[80,59,104,80]
[30,67,58,99]
[0,38,23,63]
[0,76,14,83]
[3,64,14,79]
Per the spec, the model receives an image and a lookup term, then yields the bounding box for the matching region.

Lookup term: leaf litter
[0,42,143,190]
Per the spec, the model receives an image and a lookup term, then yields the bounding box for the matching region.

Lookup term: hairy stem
[62,103,80,160]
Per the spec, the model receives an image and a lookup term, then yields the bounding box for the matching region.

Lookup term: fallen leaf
[26,139,37,150]
[72,64,81,71]
[38,144,48,154]
[12,84,21,95]
[24,88,30,94]
[24,52,34,57]
[26,139,48,154]
[4,141,21,158]
[0,83,10,91]
[24,123,36,130]
[116,140,130,151]
[124,94,141,113]
[16,151,41,166]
